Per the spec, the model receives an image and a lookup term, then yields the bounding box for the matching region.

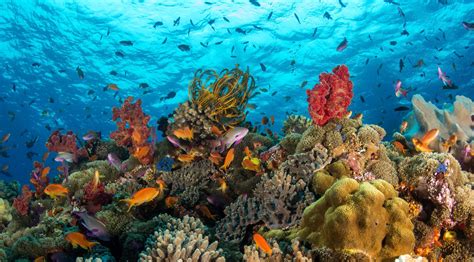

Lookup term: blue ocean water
[0,0,472,185]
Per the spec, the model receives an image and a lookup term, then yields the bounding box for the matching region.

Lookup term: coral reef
[243,239,313,261]
[282,115,313,136]
[306,65,353,126]
[0,180,19,201]
[46,130,88,161]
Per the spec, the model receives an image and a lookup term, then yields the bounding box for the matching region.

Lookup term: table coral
[306,65,353,126]
[110,96,154,165]
[295,178,415,260]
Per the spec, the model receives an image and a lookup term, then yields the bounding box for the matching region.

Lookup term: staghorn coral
[306,65,353,126]
[243,239,312,261]
[294,178,415,260]
[189,66,256,128]
[110,97,154,165]
[161,160,218,207]
[282,115,313,136]
[139,215,225,261]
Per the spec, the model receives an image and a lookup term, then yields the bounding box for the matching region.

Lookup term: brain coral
[295,177,415,260]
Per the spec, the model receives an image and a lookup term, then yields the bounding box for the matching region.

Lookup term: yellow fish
[44,184,69,198]
[242,156,261,172]
[421,128,439,145]
[442,231,456,242]
[221,148,234,171]
[173,126,194,140]
[178,153,195,163]
[218,178,227,193]
[65,232,97,251]
[121,187,160,212]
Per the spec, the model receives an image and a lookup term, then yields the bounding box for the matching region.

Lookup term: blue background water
[0,0,473,185]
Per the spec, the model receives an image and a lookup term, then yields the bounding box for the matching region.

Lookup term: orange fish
[242,156,261,172]
[1,133,10,143]
[253,233,272,255]
[44,184,69,198]
[121,187,160,212]
[196,204,216,220]
[42,152,49,162]
[421,128,439,145]
[65,232,97,251]
[244,146,252,157]
[178,153,195,163]
[208,152,223,165]
[173,126,194,140]
[353,113,363,121]
[392,141,406,155]
[270,115,275,125]
[400,121,408,133]
[221,148,234,170]
[41,167,50,177]
[412,138,432,152]
[92,170,100,191]
[134,145,151,160]
[132,129,144,144]
[165,196,179,208]
[442,134,457,151]
[218,178,228,193]
[107,83,119,91]
[34,256,46,262]
[211,125,223,136]
[261,116,269,125]
[156,179,166,192]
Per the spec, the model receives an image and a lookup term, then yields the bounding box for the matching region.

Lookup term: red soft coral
[12,185,33,216]
[29,161,49,197]
[110,97,154,164]
[46,130,88,161]
[307,65,353,126]
[83,181,112,213]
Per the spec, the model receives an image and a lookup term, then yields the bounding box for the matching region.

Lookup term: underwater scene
[0,0,473,261]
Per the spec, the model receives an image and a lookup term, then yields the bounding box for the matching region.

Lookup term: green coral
[0,198,12,226]
[279,133,302,155]
[295,178,415,260]
[295,125,325,153]
[0,181,19,201]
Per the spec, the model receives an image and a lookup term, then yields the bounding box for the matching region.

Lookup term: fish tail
[120,199,133,212]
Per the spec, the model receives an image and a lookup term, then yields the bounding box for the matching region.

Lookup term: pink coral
[12,185,33,216]
[307,65,353,126]
[110,97,154,164]
[46,130,88,161]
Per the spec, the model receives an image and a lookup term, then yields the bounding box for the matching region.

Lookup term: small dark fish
[190,19,195,27]
[49,97,54,103]
[204,1,213,4]
[58,69,66,73]
[260,63,267,72]
[161,91,176,101]
[178,44,190,51]
[323,11,332,20]
[397,7,405,18]
[173,17,180,26]
[242,41,249,44]
[208,19,215,26]
[453,51,463,58]
[336,37,348,52]
[312,27,318,37]
[231,45,235,53]
[384,0,400,5]
[235,28,246,34]
[401,29,409,36]
[365,58,370,65]
[28,99,36,106]
[106,27,110,36]
[11,83,16,92]
[110,70,118,76]
[452,62,456,71]
[200,42,208,47]
[360,96,365,103]
[271,91,277,96]
[153,21,163,28]
[139,83,149,89]
[187,28,191,36]
[290,59,296,66]
[223,17,230,22]
[442,84,458,90]
[300,80,308,88]
[394,106,409,111]
[368,34,373,41]
[32,62,41,67]
[75,66,84,80]
[294,13,301,24]
[253,25,263,30]
[438,0,448,5]
[339,0,346,7]
[399,59,404,72]
[162,37,167,44]
[26,136,38,148]
[462,21,474,30]
[26,151,38,160]
[215,41,223,45]
[87,90,95,95]
[390,41,397,45]
[119,40,133,46]
[267,11,273,20]
[115,51,124,57]
[284,96,291,101]
[377,63,383,75]
[249,0,260,7]
[227,28,232,34]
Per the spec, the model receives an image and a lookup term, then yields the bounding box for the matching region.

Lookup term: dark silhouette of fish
[249,0,260,7]
[178,44,190,51]
[312,27,318,37]
[223,17,230,22]
[462,21,474,30]
[260,63,266,72]
[339,0,346,7]
[323,11,332,20]
[115,51,124,57]
[394,106,409,111]
[110,70,118,76]
[294,13,301,24]
[267,12,273,20]
[161,91,176,101]
[162,37,167,44]
[235,28,246,34]
[336,37,348,52]
[399,59,404,72]
[153,21,163,28]
[173,17,180,26]
[119,40,133,46]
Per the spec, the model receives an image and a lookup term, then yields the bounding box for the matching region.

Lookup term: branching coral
[139,215,225,261]
[306,65,353,126]
[294,178,415,260]
[111,97,154,165]
[189,66,256,128]
[29,161,49,197]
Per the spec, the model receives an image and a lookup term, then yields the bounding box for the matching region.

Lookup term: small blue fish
[435,160,449,174]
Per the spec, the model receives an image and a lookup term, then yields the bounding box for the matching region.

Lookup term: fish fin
[120,199,133,212]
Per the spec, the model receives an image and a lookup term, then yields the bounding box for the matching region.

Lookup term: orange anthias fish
[218,178,227,193]
[42,152,49,162]
[165,196,179,208]
[270,115,275,125]
[107,83,119,91]
[253,233,272,255]
[211,125,223,136]
[244,146,252,157]
[92,170,100,191]
[134,145,151,160]
[41,167,51,177]
[178,153,195,163]
[421,128,439,145]
[442,134,457,151]
[173,126,194,140]
[65,232,97,251]
[412,138,432,153]
[400,121,408,133]
[121,187,160,212]
[44,184,69,198]
[261,116,269,125]
[208,152,223,165]
[221,148,235,170]
[1,133,11,143]
[392,141,406,155]
[156,179,166,192]
[196,204,216,220]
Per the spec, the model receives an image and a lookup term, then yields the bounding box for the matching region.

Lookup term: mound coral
[306,65,353,126]
[0,181,19,201]
[189,66,256,128]
[111,97,154,165]
[139,215,225,261]
[295,178,415,260]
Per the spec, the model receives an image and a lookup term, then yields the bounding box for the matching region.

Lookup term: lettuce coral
[295,178,415,260]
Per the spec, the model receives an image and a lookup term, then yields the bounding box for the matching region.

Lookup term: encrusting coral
[294,177,415,260]
[139,215,225,261]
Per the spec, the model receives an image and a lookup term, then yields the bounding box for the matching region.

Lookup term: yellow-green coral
[0,198,12,225]
[295,178,415,260]
[295,125,325,153]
